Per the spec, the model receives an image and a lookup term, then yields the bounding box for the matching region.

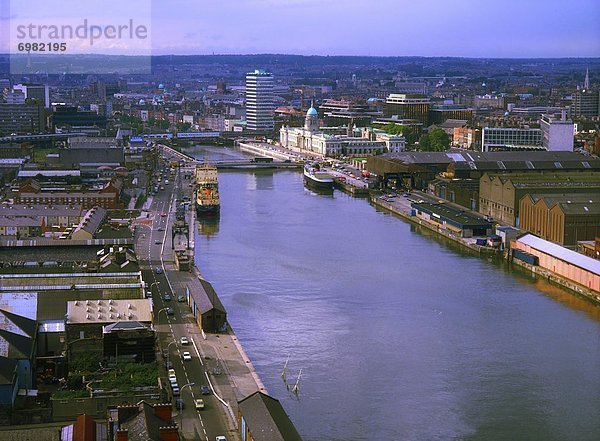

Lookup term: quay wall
[370,195,499,256]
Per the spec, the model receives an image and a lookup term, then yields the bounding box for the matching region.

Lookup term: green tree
[374,123,418,144]
[419,128,449,152]
[176,122,192,132]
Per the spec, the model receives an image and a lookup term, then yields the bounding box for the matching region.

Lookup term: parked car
[175,398,184,410]
[172,385,180,396]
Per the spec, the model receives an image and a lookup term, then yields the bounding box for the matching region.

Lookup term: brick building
[15,179,123,209]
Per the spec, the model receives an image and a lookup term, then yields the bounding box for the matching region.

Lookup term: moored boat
[303,163,334,191]
[196,162,220,217]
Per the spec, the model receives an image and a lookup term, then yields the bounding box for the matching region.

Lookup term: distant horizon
[1,0,599,59]
[3,52,600,60]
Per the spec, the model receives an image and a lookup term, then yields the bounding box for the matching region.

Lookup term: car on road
[180,336,189,345]
[177,295,186,302]
[194,398,205,410]
[200,385,210,395]
[155,240,162,244]
[166,307,174,315]
[215,436,227,441]
[163,294,171,301]
[182,351,192,361]
[155,267,163,274]
[160,212,167,217]
[157,227,164,231]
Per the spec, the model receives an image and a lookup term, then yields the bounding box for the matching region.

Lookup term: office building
[384,94,430,125]
[0,103,46,135]
[571,90,599,117]
[540,112,574,151]
[319,98,380,127]
[245,69,274,131]
[481,127,543,152]
[12,83,50,108]
[3,89,25,104]
[428,105,473,125]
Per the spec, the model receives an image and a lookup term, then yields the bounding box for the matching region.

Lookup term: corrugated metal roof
[517,234,600,275]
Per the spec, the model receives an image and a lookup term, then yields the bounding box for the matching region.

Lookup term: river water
[189,146,600,441]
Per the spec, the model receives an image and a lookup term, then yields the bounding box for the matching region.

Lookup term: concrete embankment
[507,250,600,305]
[370,194,500,256]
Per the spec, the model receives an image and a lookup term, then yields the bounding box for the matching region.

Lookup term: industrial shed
[511,234,600,293]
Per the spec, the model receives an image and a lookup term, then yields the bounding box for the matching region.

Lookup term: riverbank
[369,191,599,304]
[370,193,500,256]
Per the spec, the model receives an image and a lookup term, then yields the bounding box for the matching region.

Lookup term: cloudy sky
[2,0,599,57]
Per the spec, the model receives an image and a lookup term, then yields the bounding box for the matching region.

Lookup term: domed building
[280,102,406,157]
[304,104,319,132]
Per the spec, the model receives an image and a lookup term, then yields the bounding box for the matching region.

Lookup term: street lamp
[166,341,177,368]
[157,307,168,324]
[179,382,195,430]
[150,281,160,296]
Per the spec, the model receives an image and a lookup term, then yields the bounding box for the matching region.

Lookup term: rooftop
[0,204,84,217]
[66,298,152,324]
[238,391,303,441]
[517,234,600,275]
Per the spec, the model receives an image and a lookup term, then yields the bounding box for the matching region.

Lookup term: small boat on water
[303,163,334,191]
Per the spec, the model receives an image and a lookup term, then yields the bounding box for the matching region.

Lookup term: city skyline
[0,0,599,57]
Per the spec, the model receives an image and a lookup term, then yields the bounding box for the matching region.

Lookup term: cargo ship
[303,163,334,192]
[195,162,220,217]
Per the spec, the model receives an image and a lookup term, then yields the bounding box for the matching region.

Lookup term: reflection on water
[197,217,220,236]
[189,146,600,441]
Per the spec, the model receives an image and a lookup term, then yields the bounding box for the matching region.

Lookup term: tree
[374,123,418,144]
[176,122,192,132]
[419,128,449,152]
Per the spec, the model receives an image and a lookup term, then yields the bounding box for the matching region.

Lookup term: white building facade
[280,105,405,157]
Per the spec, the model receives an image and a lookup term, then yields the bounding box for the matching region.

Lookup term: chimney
[116,429,129,441]
[158,426,179,441]
[153,403,172,423]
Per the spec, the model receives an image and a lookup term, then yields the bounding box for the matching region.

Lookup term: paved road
[134,155,231,441]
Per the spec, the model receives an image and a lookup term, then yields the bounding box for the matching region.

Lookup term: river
[188,145,600,441]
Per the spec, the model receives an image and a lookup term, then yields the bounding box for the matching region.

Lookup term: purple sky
[2,0,600,57]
